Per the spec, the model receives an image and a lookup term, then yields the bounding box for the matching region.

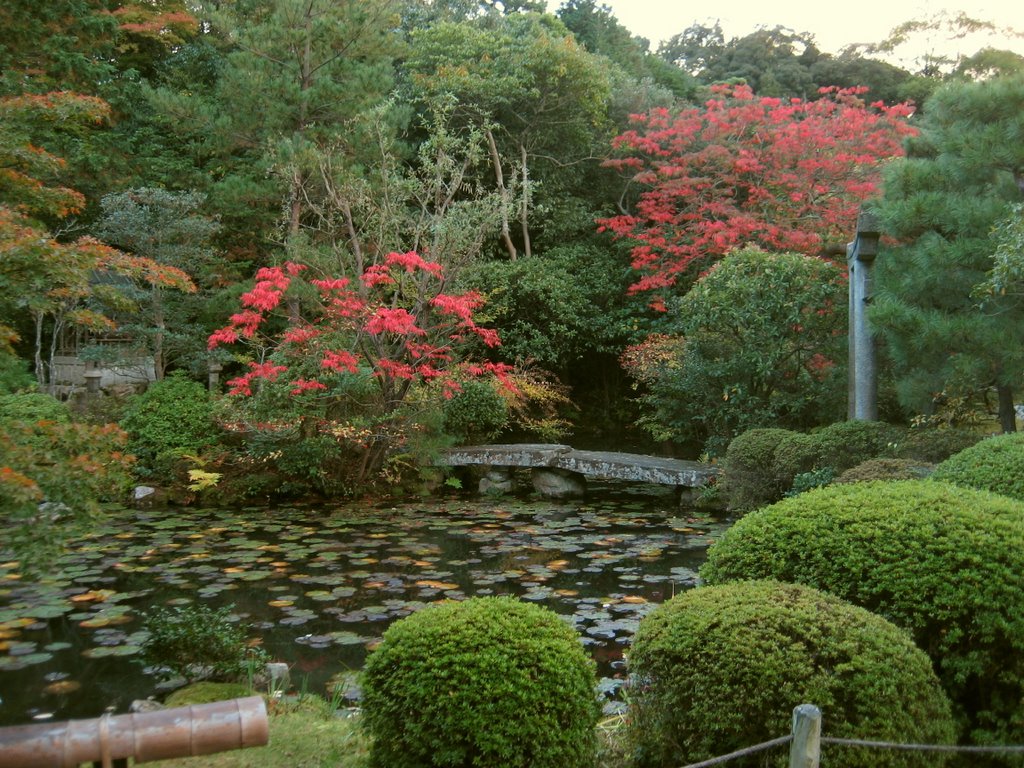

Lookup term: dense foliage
[872,75,1024,431]
[206,251,512,490]
[120,373,216,476]
[361,597,599,768]
[807,420,904,469]
[600,85,914,296]
[0,394,134,569]
[836,457,934,483]
[932,432,1024,501]
[622,249,847,451]
[140,603,264,683]
[628,580,955,768]
[702,480,1024,748]
[720,422,982,510]
[0,0,1019,517]
[718,428,813,511]
[441,379,509,443]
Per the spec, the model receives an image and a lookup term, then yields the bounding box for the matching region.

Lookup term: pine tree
[872,75,1024,431]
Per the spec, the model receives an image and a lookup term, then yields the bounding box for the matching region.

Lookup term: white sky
[546,0,1024,64]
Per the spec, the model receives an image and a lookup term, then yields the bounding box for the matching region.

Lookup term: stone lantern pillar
[847,210,881,421]
[208,362,223,393]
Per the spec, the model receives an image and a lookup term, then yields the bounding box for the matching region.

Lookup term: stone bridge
[437,443,719,499]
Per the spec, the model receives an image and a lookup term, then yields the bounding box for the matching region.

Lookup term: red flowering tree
[600,84,916,302]
[207,251,510,488]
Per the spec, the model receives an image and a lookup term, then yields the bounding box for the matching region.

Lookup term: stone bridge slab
[438,444,718,488]
[556,450,718,487]
[440,444,572,468]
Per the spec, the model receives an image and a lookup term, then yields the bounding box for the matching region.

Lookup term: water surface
[0,487,728,726]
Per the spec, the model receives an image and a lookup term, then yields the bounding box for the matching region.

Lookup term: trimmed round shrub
[361,597,599,768]
[628,580,955,768]
[442,379,509,443]
[932,432,1024,501]
[807,420,901,472]
[836,458,935,484]
[895,426,982,463]
[120,373,216,473]
[701,480,1024,747]
[720,428,814,511]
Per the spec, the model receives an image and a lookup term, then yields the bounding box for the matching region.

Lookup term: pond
[0,486,730,727]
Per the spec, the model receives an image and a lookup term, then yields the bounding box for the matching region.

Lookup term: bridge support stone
[531,468,587,499]
[479,468,514,495]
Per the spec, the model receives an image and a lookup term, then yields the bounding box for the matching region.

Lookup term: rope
[677,735,793,768]
[822,736,1024,754]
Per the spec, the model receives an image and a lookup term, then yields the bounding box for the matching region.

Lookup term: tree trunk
[997,383,1017,433]
[47,315,63,397]
[485,127,517,260]
[519,142,531,259]
[33,312,45,390]
[153,287,165,380]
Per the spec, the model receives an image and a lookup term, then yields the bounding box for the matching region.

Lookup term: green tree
[622,248,847,452]
[704,26,822,98]
[0,2,200,206]
[465,244,638,374]
[0,0,118,96]
[872,74,1024,432]
[95,188,219,377]
[864,10,1024,79]
[404,12,613,256]
[146,0,399,262]
[660,24,821,98]
[810,52,926,105]
[953,47,1024,80]
[556,0,695,100]
[658,22,725,78]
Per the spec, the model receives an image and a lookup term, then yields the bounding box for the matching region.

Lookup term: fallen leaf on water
[415,580,459,590]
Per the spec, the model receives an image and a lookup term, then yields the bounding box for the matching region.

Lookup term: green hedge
[808,420,901,471]
[0,392,71,425]
[895,427,982,463]
[719,428,814,510]
[722,422,983,511]
[442,379,508,443]
[836,458,935,484]
[701,480,1024,748]
[627,580,954,768]
[932,432,1024,501]
[361,597,598,768]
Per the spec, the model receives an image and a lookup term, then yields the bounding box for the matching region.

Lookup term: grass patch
[147,696,370,768]
[146,683,632,768]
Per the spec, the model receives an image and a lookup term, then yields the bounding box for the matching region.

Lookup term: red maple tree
[208,251,510,410]
[599,84,916,302]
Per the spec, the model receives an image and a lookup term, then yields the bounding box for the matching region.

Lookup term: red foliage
[600,84,917,297]
[365,307,426,337]
[225,361,288,396]
[111,1,198,48]
[209,252,506,404]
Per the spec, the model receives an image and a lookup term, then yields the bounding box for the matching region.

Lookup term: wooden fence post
[789,704,821,768]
